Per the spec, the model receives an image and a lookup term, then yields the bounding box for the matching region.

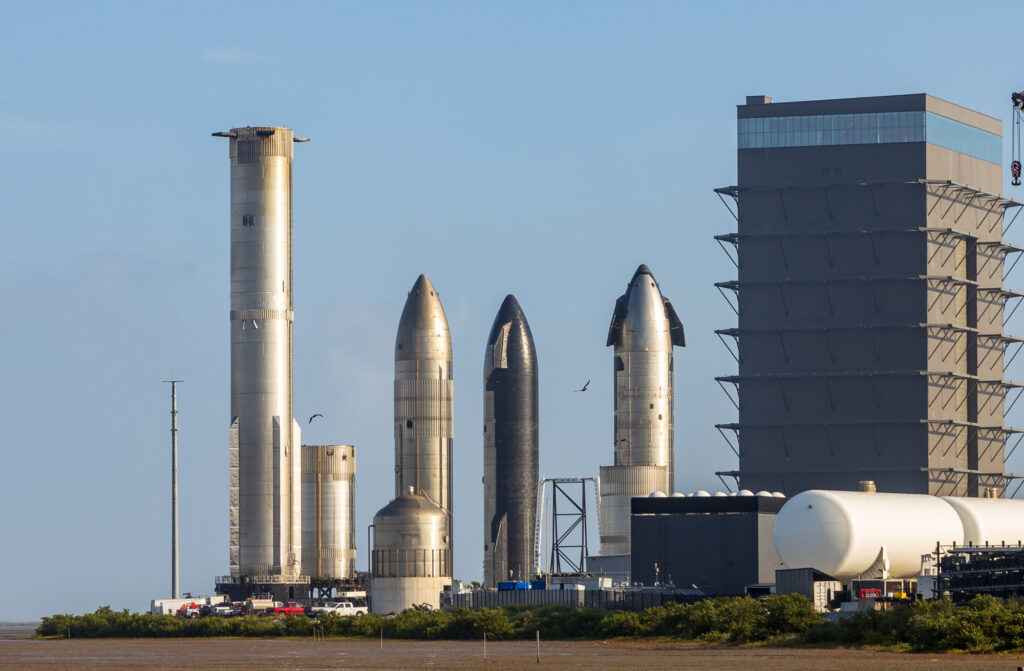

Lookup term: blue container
[514,581,529,590]
[497,582,515,591]
[530,580,546,591]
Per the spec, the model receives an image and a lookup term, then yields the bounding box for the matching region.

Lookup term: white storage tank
[301,444,356,579]
[370,490,451,614]
[941,496,1024,547]
[773,490,963,579]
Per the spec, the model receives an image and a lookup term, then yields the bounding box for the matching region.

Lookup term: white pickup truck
[310,601,368,616]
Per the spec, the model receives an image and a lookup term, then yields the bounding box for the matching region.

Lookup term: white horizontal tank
[773,490,963,579]
[941,496,1024,546]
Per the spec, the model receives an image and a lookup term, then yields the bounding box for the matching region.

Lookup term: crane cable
[1012,92,1023,186]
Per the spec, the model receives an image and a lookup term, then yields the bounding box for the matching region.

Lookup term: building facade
[630,494,784,595]
[716,94,1022,496]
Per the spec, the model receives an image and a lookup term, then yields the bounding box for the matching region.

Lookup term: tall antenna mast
[163,379,183,598]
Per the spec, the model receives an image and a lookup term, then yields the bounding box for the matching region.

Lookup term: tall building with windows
[715,94,1022,497]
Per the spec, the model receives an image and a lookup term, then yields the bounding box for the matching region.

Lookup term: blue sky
[1,0,1021,620]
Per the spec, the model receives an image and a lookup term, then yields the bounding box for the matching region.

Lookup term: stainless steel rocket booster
[599,264,685,556]
[483,295,538,586]
[394,274,454,557]
[216,126,308,578]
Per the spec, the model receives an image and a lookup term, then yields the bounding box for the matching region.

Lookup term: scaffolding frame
[713,178,1024,494]
[534,477,598,576]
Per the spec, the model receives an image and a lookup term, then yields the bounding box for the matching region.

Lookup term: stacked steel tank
[301,444,356,579]
[370,489,451,614]
[217,126,306,579]
[393,274,454,529]
[371,274,454,613]
[482,295,539,586]
[216,127,356,593]
[599,264,685,556]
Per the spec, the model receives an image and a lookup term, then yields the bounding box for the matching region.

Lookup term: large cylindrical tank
[394,274,453,561]
[301,445,356,579]
[218,126,307,578]
[941,496,1024,546]
[773,490,964,579]
[370,492,451,614]
[598,465,669,556]
[483,294,538,586]
[607,264,685,488]
[599,264,684,556]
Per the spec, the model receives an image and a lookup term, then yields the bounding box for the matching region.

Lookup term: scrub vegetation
[36,594,1024,652]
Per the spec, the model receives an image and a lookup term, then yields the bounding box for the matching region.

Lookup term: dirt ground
[4,638,1024,670]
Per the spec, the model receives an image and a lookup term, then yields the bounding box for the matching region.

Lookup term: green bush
[511,605,606,639]
[760,593,820,637]
[441,608,515,639]
[192,616,236,637]
[236,615,282,637]
[596,610,642,637]
[39,594,1024,652]
[280,615,311,637]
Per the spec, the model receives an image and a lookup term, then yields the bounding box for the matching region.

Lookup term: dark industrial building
[715,94,1023,496]
[630,495,784,595]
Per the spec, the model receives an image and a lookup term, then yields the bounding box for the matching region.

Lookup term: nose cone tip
[410,273,437,297]
[487,293,537,364]
[396,273,451,359]
[498,294,523,317]
[630,263,657,288]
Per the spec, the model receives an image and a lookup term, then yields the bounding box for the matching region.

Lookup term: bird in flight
[575,380,591,392]
[308,413,324,424]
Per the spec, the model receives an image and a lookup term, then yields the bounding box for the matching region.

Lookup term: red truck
[272,602,306,616]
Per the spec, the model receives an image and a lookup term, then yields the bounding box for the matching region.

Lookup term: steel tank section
[370,491,452,614]
[773,490,964,579]
[598,465,670,556]
[217,126,308,578]
[394,274,453,559]
[483,295,538,586]
[940,496,1024,546]
[599,264,685,556]
[301,445,356,579]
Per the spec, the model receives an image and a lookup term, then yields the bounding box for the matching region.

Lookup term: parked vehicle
[271,601,306,616]
[176,603,200,619]
[212,602,242,616]
[245,598,276,614]
[311,601,368,616]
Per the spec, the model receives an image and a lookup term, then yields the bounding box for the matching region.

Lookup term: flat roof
[739,93,1000,135]
[631,495,787,515]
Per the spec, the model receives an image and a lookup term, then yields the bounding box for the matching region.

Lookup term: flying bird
[308,413,323,424]
[575,380,591,392]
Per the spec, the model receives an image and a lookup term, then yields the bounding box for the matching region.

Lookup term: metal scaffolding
[534,477,598,575]
[713,177,1024,495]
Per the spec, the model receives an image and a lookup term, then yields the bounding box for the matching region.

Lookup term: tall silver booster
[599,264,685,556]
[215,126,308,578]
[394,274,453,558]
